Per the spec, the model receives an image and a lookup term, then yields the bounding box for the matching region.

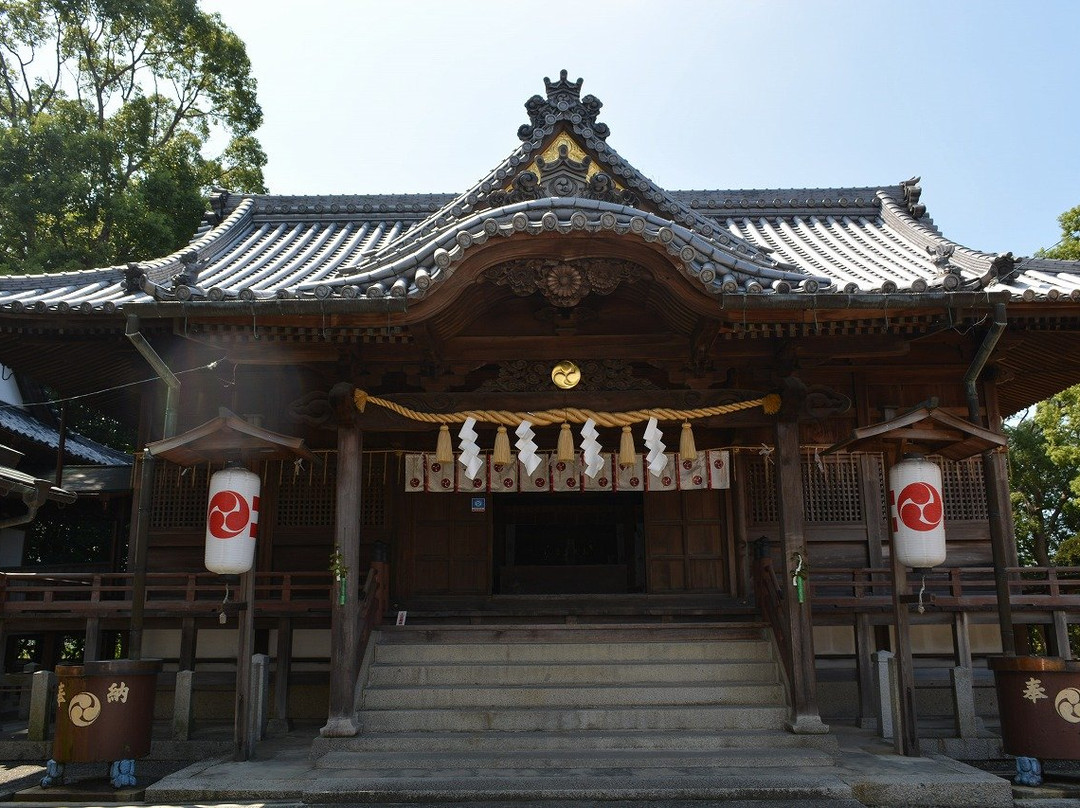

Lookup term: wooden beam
[444,334,689,361]
[793,335,911,359]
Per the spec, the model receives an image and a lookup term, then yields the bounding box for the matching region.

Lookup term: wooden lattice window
[746,452,869,525]
[937,457,987,521]
[746,456,777,524]
[150,462,212,529]
[273,452,337,528]
[802,453,864,523]
[361,453,390,528]
[271,451,390,528]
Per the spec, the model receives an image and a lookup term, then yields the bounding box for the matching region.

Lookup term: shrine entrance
[493,492,645,594]
[397,486,732,601]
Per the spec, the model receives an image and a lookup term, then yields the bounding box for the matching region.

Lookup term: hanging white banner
[615,455,645,491]
[426,456,456,492]
[707,450,731,489]
[404,454,426,492]
[404,451,730,492]
[583,453,614,491]
[489,459,519,492]
[551,456,582,492]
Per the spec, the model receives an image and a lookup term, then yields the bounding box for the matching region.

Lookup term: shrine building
[1,71,1079,761]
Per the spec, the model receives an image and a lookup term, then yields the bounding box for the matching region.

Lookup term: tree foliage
[0,0,266,274]
[1038,204,1080,261]
[1007,389,1080,566]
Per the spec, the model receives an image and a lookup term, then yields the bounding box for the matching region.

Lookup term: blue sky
[201,0,1079,258]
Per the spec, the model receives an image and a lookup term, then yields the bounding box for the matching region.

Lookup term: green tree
[1038,205,1080,261]
[0,0,266,274]
[1007,391,1080,566]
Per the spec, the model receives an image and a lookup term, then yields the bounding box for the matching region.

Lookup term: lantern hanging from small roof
[204,463,260,575]
[889,455,946,570]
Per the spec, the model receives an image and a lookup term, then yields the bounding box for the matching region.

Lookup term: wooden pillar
[773,417,828,734]
[322,384,363,737]
[178,617,198,671]
[982,449,1018,656]
[855,612,877,729]
[732,453,752,600]
[981,376,1019,656]
[233,564,256,760]
[126,452,154,660]
[858,454,887,571]
[271,616,294,732]
[884,447,920,756]
[83,618,100,663]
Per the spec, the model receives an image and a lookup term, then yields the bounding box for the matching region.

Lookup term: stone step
[376,623,768,645]
[302,770,856,804]
[373,638,775,665]
[312,729,839,756]
[314,745,837,771]
[361,681,785,710]
[359,704,788,733]
[367,660,778,686]
[300,801,865,808]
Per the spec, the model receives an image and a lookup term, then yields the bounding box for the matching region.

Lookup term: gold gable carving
[486,133,634,208]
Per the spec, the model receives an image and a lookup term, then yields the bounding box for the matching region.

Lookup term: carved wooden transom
[481,258,647,308]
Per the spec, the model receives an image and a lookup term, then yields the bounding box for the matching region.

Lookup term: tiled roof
[0,407,132,466]
[1,72,1078,313]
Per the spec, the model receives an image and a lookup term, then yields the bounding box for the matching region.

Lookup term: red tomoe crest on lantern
[896,482,943,532]
[208,490,251,539]
[888,456,946,570]
[204,465,260,575]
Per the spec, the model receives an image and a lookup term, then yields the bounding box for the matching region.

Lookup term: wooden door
[644,489,727,592]
[400,493,491,597]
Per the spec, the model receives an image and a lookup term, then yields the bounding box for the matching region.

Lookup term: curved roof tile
[1,73,1079,312]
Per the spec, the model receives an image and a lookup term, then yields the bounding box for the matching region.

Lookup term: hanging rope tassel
[557,422,575,462]
[618,425,636,468]
[492,425,513,465]
[435,424,453,463]
[679,422,698,462]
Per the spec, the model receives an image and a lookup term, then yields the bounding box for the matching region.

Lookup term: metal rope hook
[219,581,230,625]
[917,574,927,615]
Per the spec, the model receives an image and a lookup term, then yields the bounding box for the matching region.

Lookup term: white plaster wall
[812,626,854,655]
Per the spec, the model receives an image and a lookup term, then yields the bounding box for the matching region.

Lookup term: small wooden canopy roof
[824,404,1007,461]
[145,410,313,466]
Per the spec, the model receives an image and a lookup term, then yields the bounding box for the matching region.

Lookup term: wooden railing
[356,567,381,663]
[808,566,1080,612]
[0,571,334,619]
[752,553,794,688]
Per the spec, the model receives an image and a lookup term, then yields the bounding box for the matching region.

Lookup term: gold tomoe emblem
[551,361,581,390]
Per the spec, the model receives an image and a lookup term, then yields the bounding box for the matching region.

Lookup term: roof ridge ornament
[518,70,610,143]
[900,176,926,219]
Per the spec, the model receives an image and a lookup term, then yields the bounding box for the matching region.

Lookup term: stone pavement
[0,721,1054,808]
[0,721,1028,807]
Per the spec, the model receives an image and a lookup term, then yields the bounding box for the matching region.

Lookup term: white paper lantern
[205,465,260,575]
[889,456,946,569]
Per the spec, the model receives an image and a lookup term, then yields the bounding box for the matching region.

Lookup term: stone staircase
[308,622,860,805]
